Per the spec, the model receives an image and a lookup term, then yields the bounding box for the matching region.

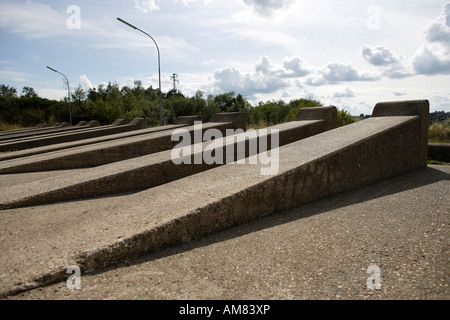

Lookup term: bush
[429,121,450,142]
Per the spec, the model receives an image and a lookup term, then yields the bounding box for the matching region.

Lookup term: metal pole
[117,17,163,126]
[46,66,72,126]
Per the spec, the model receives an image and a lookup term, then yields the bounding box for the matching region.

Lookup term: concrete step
[0,107,337,209]
[0,100,429,298]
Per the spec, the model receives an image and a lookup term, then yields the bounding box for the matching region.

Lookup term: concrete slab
[0,118,146,152]
[0,116,201,162]
[0,102,429,297]
[8,165,448,300]
[0,121,98,143]
[0,114,245,173]
[0,112,335,209]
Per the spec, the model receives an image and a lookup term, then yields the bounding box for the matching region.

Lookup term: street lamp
[117,17,163,126]
[46,66,72,126]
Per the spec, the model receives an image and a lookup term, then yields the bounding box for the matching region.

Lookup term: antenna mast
[171,73,179,90]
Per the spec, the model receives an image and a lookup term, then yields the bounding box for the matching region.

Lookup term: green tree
[0,84,18,98]
[337,108,355,127]
[21,86,38,98]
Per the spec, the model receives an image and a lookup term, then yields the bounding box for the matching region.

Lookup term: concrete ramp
[0,116,201,162]
[0,100,429,297]
[0,107,337,209]
[0,114,245,173]
[0,121,93,143]
[0,119,144,152]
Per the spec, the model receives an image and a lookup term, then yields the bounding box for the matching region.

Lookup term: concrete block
[110,119,129,126]
[0,102,428,296]
[127,118,147,129]
[295,106,338,131]
[88,120,100,127]
[372,100,429,167]
[210,112,247,131]
[0,110,336,209]
[0,117,198,162]
[428,143,450,162]
[0,113,247,173]
[0,118,145,152]
[174,115,202,125]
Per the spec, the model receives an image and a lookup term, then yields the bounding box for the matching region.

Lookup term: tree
[21,86,38,98]
[0,84,18,98]
[337,108,355,127]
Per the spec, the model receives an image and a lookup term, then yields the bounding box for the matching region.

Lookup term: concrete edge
[428,143,450,162]
[295,106,338,131]
[209,112,247,131]
[372,100,429,167]
[174,115,203,125]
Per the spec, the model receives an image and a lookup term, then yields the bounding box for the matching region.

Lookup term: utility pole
[171,73,179,91]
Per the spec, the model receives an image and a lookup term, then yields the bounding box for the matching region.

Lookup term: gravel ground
[8,165,449,300]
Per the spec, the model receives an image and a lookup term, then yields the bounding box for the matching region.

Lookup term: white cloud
[413,47,450,75]
[412,2,450,75]
[133,0,160,14]
[282,57,310,78]
[213,61,289,97]
[0,1,66,39]
[243,0,294,17]
[362,45,411,79]
[0,68,31,83]
[79,74,94,92]
[324,63,376,82]
[334,87,355,98]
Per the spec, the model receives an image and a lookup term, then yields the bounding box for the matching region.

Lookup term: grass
[247,120,270,130]
[428,121,450,143]
[428,160,450,165]
[0,122,28,131]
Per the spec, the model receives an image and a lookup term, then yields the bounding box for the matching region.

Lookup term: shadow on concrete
[90,165,449,276]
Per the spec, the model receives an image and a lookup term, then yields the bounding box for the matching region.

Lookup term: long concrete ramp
[0,107,337,209]
[0,100,429,297]
[0,119,147,152]
[0,121,99,143]
[0,114,246,173]
[0,116,201,162]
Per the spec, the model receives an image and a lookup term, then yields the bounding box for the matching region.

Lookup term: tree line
[0,82,356,129]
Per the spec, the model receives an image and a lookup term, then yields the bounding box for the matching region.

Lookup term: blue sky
[0,0,449,115]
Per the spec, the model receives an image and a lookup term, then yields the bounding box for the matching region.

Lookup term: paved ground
[6,165,449,300]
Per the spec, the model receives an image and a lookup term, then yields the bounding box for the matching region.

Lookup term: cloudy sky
[0,0,449,115]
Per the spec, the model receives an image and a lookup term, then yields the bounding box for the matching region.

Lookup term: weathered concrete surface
[7,165,448,300]
[0,119,144,152]
[0,107,336,209]
[0,115,244,173]
[0,116,201,162]
[429,143,450,162]
[0,121,99,144]
[0,104,429,297]
[372,100,429,167]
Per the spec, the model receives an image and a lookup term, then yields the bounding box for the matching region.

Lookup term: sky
[0,0,449,115]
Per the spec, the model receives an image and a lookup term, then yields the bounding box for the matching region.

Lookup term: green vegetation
[428,120,450,143]
[1,82,359,130]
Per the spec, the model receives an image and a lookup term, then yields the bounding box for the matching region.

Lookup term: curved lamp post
[117,17,162,126]
[46,66,72,126]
